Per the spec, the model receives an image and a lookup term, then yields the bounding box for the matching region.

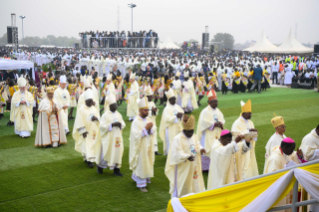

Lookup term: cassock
[172,72,182,106]
[11,78,34,137]
[35,91,67,147]
[96,95,126,169]
[129,97,156,188]
[145,86,159,152]
[231,100,258,180]
[127,74,140,120]
[73,90,100,162]
[300,128,319,161]
[165,130,205,198]
[159,89,184,155]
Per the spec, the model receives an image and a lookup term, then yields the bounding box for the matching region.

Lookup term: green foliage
[211,33,235,50]
[41,63,56,72]
[0,88,318,211]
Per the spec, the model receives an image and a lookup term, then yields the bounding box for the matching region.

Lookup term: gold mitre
[241,99,252,113]
[47,87,55,94]
[271,113,285,128]
[183,114,195,130]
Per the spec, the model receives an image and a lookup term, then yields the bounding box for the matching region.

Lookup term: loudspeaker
[202,33,209,49]
[74,43,80,49]
[210,45,215,53]
[314,45,319,53]
[7,26,18,44]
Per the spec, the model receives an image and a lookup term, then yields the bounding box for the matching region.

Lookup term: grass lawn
[0,87,318,212]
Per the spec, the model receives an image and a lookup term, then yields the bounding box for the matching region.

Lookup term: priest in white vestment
[159,88,184,155]
[165,115,206,198]
[35,87,67,147]
[196,89,225,171]
[54,75,70,134]
[181,71,198,113]
[207,130,251,190]
[96,94,126,176]
[145,85,161,155]
[77,79,100,118]
[127,73,140,121]
[129,97,156,192]
[11,77,34,138]
[172,71,182,107]
[231,99,259,180]
[300,125,319,161]
[102,74,116,113]
[263,115,286,173]
[73,89,101,168]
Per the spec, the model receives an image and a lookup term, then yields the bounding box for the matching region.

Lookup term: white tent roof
[277,28,313,54]
[0,58,35,79]
[159,37,180,49]
[244,29,280,53]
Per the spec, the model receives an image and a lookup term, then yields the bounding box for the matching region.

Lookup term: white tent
[0,58,35,79]
[277,28,313,54]
[159,37,181,49]
[244,29,280,53]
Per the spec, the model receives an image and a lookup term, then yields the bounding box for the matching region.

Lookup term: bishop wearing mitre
[96,94,126,176]
[129,97,156,192]
[231,99,259,180]
[159,88,184,155]
[196,89,225,171]
[54,75,70,134]
[11,77,34,138]
[165,114,206,198]
[35,87,67,147]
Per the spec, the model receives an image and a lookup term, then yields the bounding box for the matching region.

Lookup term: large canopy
[243,29,280,53]
[159,37,181,49]
[0,58,35,79]
[277,28,313,54]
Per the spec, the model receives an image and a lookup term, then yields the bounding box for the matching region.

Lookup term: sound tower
[202,33,209,49]
[314,45,319,53]
[7,26,18,44]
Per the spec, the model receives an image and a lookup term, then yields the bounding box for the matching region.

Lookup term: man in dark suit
[0,70,8,82]
[250,64,263,93]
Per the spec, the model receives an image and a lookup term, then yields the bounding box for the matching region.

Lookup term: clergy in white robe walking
[159,88,184,155]
[127,73,140,121]
[54,75,70,134]
[96,94,126,176]
[129,97,156,192]
[231,99,259,181]
[264,115,286,173]
[181,71,198,113]
[35,87,67,147]
[11,77,34,138]
[144,85,161,155]
[196,89,225,171]
[165,114,206,198]
[207,130,250,190]
[73,89,101,168]
[300,125,319,161]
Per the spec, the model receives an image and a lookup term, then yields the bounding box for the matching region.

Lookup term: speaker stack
[314,45,319,53]
[7,26,18,44]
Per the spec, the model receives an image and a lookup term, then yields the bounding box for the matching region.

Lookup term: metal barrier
[79,36,159,49]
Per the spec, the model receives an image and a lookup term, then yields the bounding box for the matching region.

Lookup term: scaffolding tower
[11,13,19,51]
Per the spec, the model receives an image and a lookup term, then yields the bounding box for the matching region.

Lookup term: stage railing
[79,36,159,49]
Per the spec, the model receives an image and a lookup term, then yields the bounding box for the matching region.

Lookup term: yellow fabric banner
[167,163,319,212]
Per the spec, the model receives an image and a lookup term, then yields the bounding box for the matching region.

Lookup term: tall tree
[211,33,235,50]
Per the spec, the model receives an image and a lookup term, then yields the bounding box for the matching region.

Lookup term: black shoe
[87,162,94,168]
[68,117,75,120]
[44,145,52,148]
[155,151,162,155]
[113,167,123,177]
[33,120,37,123]
[97,166,103,174]
[84,160,88,163]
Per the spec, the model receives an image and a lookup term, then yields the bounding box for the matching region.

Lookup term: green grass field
[0,88,318,212]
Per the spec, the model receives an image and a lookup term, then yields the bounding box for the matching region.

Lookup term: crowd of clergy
[0,49,318,203]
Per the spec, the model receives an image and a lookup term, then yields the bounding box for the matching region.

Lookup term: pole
[131,8,133,32]
[22,18,24,45]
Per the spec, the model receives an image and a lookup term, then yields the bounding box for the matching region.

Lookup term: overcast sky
[1,0,318,45]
